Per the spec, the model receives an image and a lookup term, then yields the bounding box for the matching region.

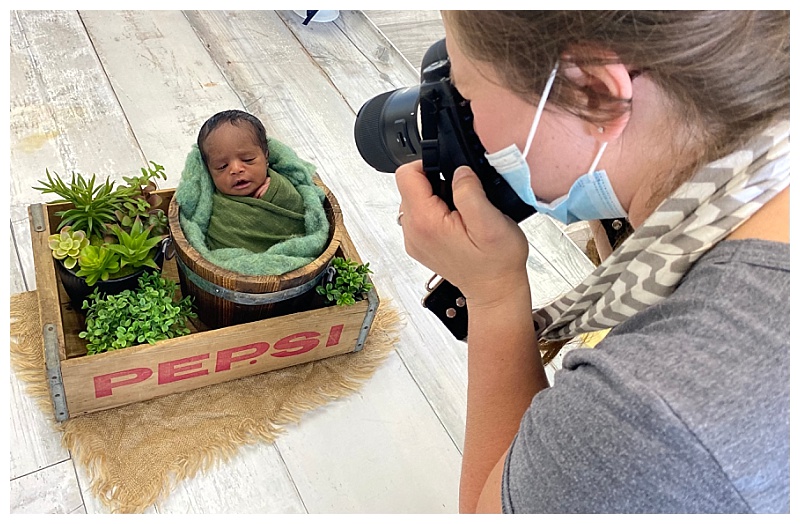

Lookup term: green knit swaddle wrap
[174,138,329,276]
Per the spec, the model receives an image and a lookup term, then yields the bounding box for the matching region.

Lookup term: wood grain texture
[10,460,84,514]
[73,442,307,514]
[363,10,445,70]
[77,10,245,188]
[10,224,30,294]
[9,11,147,213]
[275,350,461,513]
[9,369,70,481]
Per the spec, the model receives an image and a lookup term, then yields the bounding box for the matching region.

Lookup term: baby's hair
[197,109,269,166]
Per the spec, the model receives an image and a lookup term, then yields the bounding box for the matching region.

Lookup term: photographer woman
[395,11,789,513]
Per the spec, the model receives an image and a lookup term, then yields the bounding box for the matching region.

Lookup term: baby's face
[204,122,268,197]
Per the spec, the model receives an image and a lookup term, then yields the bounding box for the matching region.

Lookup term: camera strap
[421,275,469,341]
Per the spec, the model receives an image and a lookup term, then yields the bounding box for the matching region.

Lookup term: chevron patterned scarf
[533,120,790,341]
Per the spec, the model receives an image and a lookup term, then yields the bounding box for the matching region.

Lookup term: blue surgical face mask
[484,62,627,225]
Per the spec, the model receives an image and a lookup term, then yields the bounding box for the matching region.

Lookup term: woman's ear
[559,48,633,141]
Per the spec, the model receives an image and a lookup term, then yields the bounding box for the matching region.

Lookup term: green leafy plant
[48,226,89,270]
[79,272,197,355]
[34,169,131,240]
[316,257,373,306]
[106,217,166,271]
[112,161,169,237]
[74,245,122,287]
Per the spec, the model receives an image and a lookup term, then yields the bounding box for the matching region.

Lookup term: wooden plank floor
[9,10,594,514]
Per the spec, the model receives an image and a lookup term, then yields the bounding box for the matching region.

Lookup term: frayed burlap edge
[10,291,403,513]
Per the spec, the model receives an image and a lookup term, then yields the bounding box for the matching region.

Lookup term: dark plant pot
[56,246,166,310]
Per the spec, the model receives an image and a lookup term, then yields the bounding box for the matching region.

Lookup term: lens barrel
[354,86,422,173]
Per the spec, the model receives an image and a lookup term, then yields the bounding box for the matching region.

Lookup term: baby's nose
[230,160,245,173]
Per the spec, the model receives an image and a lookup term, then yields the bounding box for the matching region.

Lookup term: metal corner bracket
[43,323,69,422]
[353,277,380,353]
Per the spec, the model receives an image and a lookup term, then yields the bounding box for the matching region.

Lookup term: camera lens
[354,86,422,173]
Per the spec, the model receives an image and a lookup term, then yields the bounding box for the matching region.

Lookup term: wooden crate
[28,189,379,421]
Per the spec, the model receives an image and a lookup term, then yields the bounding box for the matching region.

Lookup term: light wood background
[9,10,594,513]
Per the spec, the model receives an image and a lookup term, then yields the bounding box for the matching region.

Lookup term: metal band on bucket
[175,255,328,306]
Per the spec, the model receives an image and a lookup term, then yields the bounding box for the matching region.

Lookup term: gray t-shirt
[503,239,789,513]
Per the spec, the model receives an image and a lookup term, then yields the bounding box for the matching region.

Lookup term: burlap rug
[10,291,401,513]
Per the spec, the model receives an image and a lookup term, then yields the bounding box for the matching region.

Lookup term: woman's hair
[197,109,270,166]
[443,10,789,203]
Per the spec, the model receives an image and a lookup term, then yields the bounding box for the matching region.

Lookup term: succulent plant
[34,169,131,240]
[106,217,166,271]
[74,245,122,287]
[48,226,90,269]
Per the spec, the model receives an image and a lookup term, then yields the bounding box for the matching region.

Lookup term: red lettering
[158,354,210,385]
[272,332,320,357]
[94,368,153,398]
[215,342,270,372]
[326,324,344,347]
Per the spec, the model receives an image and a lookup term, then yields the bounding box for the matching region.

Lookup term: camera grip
[422,277,468,341]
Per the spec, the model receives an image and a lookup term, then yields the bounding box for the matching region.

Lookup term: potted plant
[316,257,373,306]
[34,161,170,309]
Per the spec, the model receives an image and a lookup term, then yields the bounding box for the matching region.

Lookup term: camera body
[354,39,536,223]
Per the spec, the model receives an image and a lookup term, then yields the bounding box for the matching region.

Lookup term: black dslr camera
[353,39,536,340]
[354,39,536,222]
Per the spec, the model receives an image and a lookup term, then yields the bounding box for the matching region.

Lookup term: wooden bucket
[167,180,343,330]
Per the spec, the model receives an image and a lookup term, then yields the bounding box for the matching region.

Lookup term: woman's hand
[395,160,530,309]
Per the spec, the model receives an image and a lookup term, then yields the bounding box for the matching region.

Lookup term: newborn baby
[197,110,306,252]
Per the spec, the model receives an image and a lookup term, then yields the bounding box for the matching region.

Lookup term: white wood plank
[9,369,70,480]
[11,215,36,291]
[73,441,306,514]
[521,214,595,288]
[154,444,307,514]
[281,9,410,112]
[78,10,245,189]
[10,223,29,295]
[275,351,461,513]
[9,10,147,214]
[10,460,84,514]
[363,10,445,70]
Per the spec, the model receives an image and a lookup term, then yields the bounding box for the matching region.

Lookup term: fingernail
[453,166,470,181]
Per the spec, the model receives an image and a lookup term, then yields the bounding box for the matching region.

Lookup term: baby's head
[197,110,270,197]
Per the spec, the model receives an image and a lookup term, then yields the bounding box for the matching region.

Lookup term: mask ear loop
[587,141,608,174]
[521,61,560,158]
